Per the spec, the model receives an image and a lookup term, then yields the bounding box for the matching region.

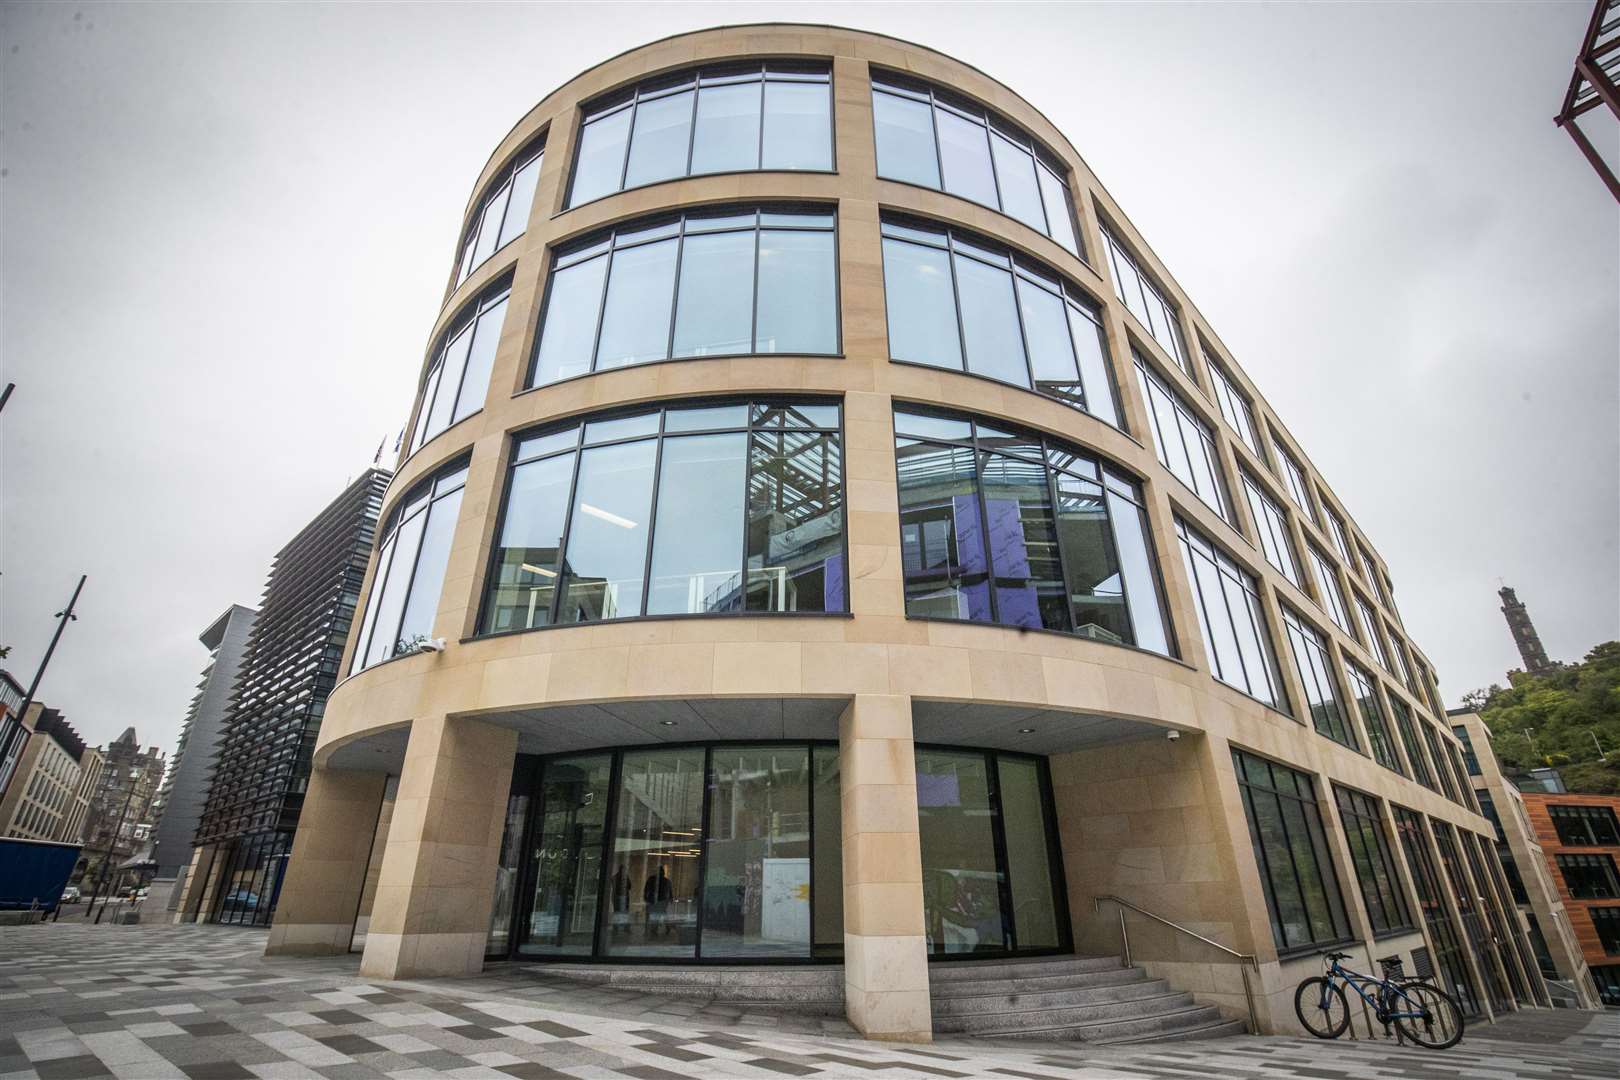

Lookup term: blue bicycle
[1294,951,1465,1049]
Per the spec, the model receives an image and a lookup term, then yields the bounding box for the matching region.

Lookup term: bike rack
[1094,894,1260,1036]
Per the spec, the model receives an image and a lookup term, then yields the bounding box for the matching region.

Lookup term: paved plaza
[1,923,1615,1080]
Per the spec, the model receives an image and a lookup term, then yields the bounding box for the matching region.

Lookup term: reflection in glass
[1055,475,1127,643]
[484,453,573,633]
[756,229,837,354]
[898,441,988,621]
[522,755,610,956]
[692,82,761,174]
[990,130,1046,232]
[762,81,832,170]
[596,238,678,369]
[558,440,656,622]
[955,254,1029,388]
[747,429,845,612]
[571,105,633,206]
[488,787,529,955]
[647,434,747,615]
[936,108,998,208]
[533,254,609,385]
[672,230,754,357]
[917,749,1006,954]
[601,749,706,957]
[624,90,694,189]
[882,238,961,370]
[395,488,462,650]
[979,452,1063,631]
[872,90,939,188]
[812,746,843,957]
[453,298,505,425]
[702,747,811,958]
[998,757,1058,950]
[1176,519,1285,708]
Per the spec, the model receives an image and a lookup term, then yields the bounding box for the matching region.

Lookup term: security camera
[1166,730,1181,742]
[414,637,447,654]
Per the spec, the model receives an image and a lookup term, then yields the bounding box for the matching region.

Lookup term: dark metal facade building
[192,470,389,926]
[1555,0,1620,200]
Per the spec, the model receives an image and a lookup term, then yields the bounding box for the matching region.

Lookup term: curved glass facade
[530,207,838,387]
[893,407,1171,654]
[350,459,468,675]
[481,399,846,633]
[567,63,832,207]
[871,73,1080,256]
[410,283,511,455]
[880,218,1120,424]
[455,142,544,288]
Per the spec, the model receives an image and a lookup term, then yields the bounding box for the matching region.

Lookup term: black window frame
[454,136,547,289]
[1549,804,1620,847]
[1332,785,1415,937]
[1231,747,1353,953]
[1557,853,1620,900]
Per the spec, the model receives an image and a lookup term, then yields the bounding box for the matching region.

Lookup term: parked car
[218,889,260,916]
[60,886,80,904]
[134,887,149,901]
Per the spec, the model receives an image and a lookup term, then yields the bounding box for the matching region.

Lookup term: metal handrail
[1094,894,1260,1035]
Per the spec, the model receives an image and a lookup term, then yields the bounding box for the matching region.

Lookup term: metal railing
[1094,894,1260,1035]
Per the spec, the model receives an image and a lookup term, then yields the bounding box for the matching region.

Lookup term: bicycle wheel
[1390,981,1465,1050]
[1294,977,1350,1039]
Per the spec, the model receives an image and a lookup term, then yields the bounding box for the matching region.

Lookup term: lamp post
[0,576,87,803]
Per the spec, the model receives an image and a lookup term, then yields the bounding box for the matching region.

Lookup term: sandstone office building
[247,25,1554,1043]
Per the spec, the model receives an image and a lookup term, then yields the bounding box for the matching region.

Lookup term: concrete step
[523,964,845,1014]
[1105,1017,1250,1044]
[930,965,1151,999]
[927,955,1125,982]
[931,977,1174,1016]
[966,1002,1232,1043]
[933,990,1195,1034]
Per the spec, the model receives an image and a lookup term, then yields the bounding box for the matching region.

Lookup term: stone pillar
[265,767,388,955]
[359,715,517,979]
[839,694,932,1042]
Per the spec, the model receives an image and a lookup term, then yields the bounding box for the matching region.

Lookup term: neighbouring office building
[1451,710,1604,1008]
[1519,790,1620,1007]
[267,26,1563,1041]
[146,604,259,913]
[176,471,389,926]
[0,703,103,847]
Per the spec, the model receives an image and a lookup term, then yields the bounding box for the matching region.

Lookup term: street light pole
[0,575,87,803]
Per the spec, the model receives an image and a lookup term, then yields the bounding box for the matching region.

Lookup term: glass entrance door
[915,747,1068,957]
[519,753,611,956]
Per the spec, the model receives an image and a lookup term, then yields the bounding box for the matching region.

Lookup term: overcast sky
[2,2,1616,757]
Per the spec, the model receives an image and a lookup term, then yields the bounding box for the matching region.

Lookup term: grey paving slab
[3,923,1618,1080]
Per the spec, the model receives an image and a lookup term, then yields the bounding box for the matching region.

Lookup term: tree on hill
[1465,641,1620,795]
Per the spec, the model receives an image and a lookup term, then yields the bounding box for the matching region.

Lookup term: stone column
[839,693,932,1042]
[265,767,388,955]
[359,714,517,979]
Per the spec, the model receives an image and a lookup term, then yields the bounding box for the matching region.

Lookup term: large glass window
[1306,543,1352,634]
[1275,445,1316,522]
[1241,471,1301,588]
[531,208,837,386]
[1332,786,1414,936]
[1389,697,1438,792]
[1232,749,1351,951]
[1281,607,1358,750]
[880,219,1120,425]
[1354,593,1390,669]
[1345,661,1403,774]
[916,748,1067,956]
[1206,352,1263,460]
[567,64,831,207]
[1550,805,1620,847]
[1422,722,1461,802]
[509,742,843,962]
[1386,628,1417,693]
[455,143,544,288]
[1324,505,1355,567]
[1176,519,1286,709]
[871,75,1081,256]
[893,408,1172,654]
[1100,225,1190,375]
[410,285,511,455]
[1557,854,1620,899]
[1592,908,1620,955]
[1136,353,1229,520]
[349,460,468,675]
[482,400,845,633]
[1392,806,1482,1016]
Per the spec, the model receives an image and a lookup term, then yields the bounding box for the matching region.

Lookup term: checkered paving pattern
[3,923,1616,1079]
